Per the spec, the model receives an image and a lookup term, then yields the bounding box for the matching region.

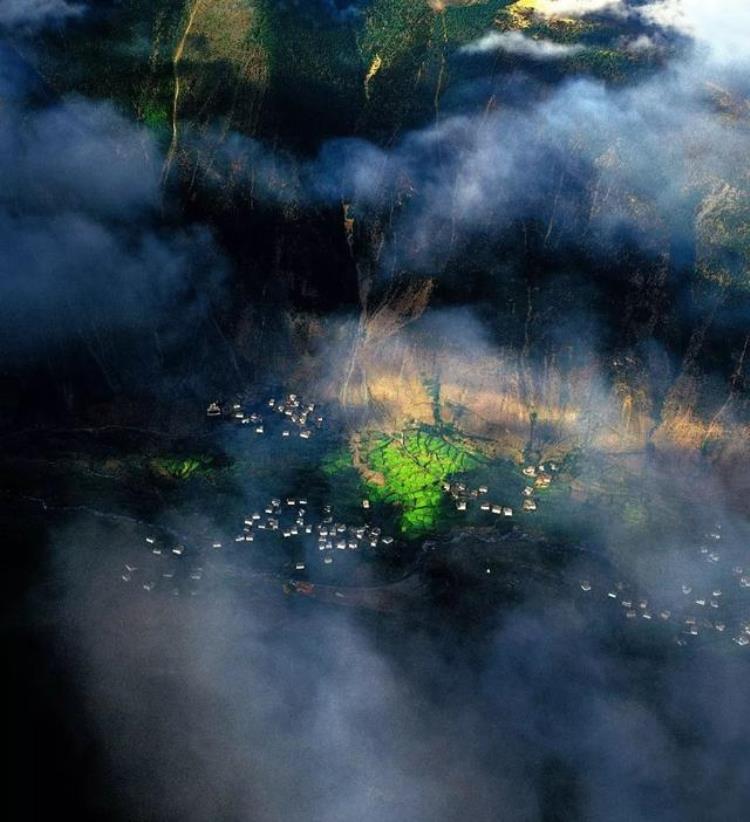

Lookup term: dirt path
[162,0,203,188]
[350,431,386,487]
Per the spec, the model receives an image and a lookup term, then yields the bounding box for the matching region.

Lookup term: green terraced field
[364,427,480,535]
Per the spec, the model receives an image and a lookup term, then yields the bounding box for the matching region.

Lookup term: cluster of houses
[121,487,398,593]
[143,393,404,581]
[445,480,512,517]
[224,494,396,571]
[444,461,558,518]
[206,392,323,440]
[120,537,202,596]
[577,525,750,650]
[520,462,557,511]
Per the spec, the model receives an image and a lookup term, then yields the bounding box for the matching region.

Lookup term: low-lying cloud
[0,0,84,28]
[182,0,747,286]
[522,1,750,65]
[38,506,750,822]
[641,0,750,64]
[0,46,227,367]
[460,30,587,60]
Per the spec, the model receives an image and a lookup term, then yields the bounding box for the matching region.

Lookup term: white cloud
[461,30,586,59]
[528,1,750,65]
[508,0,750,65]
[620,34,663,53]
[640,0,750,64]
[0,0,83,28]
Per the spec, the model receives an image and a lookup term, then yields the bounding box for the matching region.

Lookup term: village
[205,392,324,439]
[576,523,750,650]
[115,392,750,655]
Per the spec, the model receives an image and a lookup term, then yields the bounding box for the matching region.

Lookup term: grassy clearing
[364,427,480,535]
[321,426,480,536]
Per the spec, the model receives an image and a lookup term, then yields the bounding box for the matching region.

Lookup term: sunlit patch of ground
[334,345,619,457]
[505,0,594,24]
[324,425,481,536]
[504,0,582,28]
[365,427,480,534]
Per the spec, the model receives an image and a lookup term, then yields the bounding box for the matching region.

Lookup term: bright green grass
[364,427,480,535]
